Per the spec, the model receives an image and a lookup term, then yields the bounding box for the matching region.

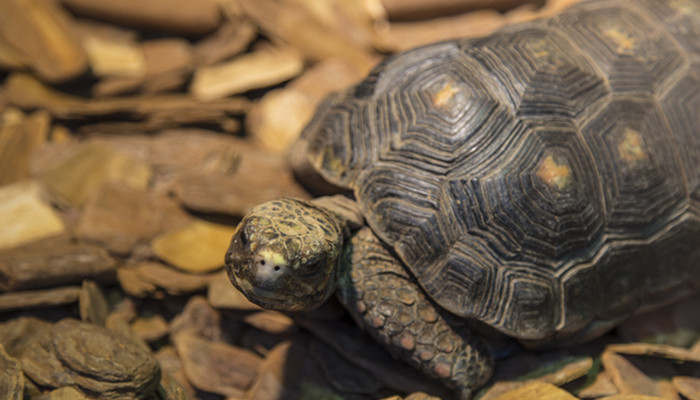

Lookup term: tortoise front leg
[336,227,494,399]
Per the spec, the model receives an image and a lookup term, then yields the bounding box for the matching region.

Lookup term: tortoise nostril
[274,265,281,271]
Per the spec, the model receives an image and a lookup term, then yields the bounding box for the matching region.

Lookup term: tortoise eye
[298,258,324,277]
[239,228,249,247]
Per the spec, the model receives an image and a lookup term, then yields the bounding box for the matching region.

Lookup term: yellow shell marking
[617,128,648,163]
[432,81,460,109]
[602,25,637,53]
[537,155,572,191]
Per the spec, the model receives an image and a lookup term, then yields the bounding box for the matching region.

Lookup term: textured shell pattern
[298,0,700,340]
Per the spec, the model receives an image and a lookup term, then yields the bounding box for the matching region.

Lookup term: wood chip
[76,182,191,254]
[0,180,65,250]
[578,370,618,398]
[117,267,158,298]
[207,270,261,310]
[0,235,116,292]
[4,72,249,119]
[172,141,309,216]
[173,332,262,397]
[152,219,236,273]
[0,286,81,312]
[155,346,197,400]
[41,142,152,207]
[0,344,24,400]
[130,315,169,343]
[238,0,378,73]
[22,318,161,399]
[133,262,214,296]
[243,311,296,335]
[606,343,700,363]
[0,108,50,185]
[169,295,224,341]
[79,280,109,327]
[0,0,87,82]
[480,356,593,400]
[191,47,304,100]
[194,18,257,66]
[82,33,146,77]
[380,0,539,21]
[492,382,578,400]
[61,0,222,35]
[33,386,92,400]
[673,376,700,400]
[247,58,363,153]
[601,351,676,398]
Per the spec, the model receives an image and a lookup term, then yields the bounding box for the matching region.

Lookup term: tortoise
[225,0,700,397]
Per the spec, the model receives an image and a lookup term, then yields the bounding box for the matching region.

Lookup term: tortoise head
[225,197,345,311]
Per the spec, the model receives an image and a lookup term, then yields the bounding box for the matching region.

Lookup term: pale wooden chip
[41,142,152,207]
[151,219,236,273]
[606,343,700,363]
[673,376,700,400]
[0,108,50,186]
[0,180,65,250]
[492,381,578,400]
[0,0,87,81]
[191,47,304,100]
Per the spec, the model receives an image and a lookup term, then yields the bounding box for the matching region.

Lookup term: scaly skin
[336,227,494,399]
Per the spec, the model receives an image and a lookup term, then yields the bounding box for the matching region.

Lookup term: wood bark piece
[82,34,146,78]
[60,0,222,35]
[601,351,677,398]
[41,142,152,207]
[0,286,81,312]
[373,0,583,52]
[155,346,198,400]
[4,73,249,119]
[0,0,87,82]
[380,0,541,21]
[172,141,309,216]
[492,382,578,400]
[480,356,593,400]
[238,0,379,74]
[0,344,24,400]
[173,332,262,397]
[191,47,304,100]
[79,280,109,327]
[20,318,161,399]
[0,108,50,185]
[242,311,296,335]
[152,219,236,273]
[247,58,363,154]
[34,386,92,400]
[194,19,257,67]
[0,235,116,291]
[169,295,224,341]
[207,270,261,310]
[132,262,214,296]
[130,315,169,343]
[0,180,65,250]
[76,182,191,254]
[673,376,700,400]
[578,370,618,398]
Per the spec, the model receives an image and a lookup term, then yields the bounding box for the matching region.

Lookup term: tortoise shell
[294,0,700,341]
